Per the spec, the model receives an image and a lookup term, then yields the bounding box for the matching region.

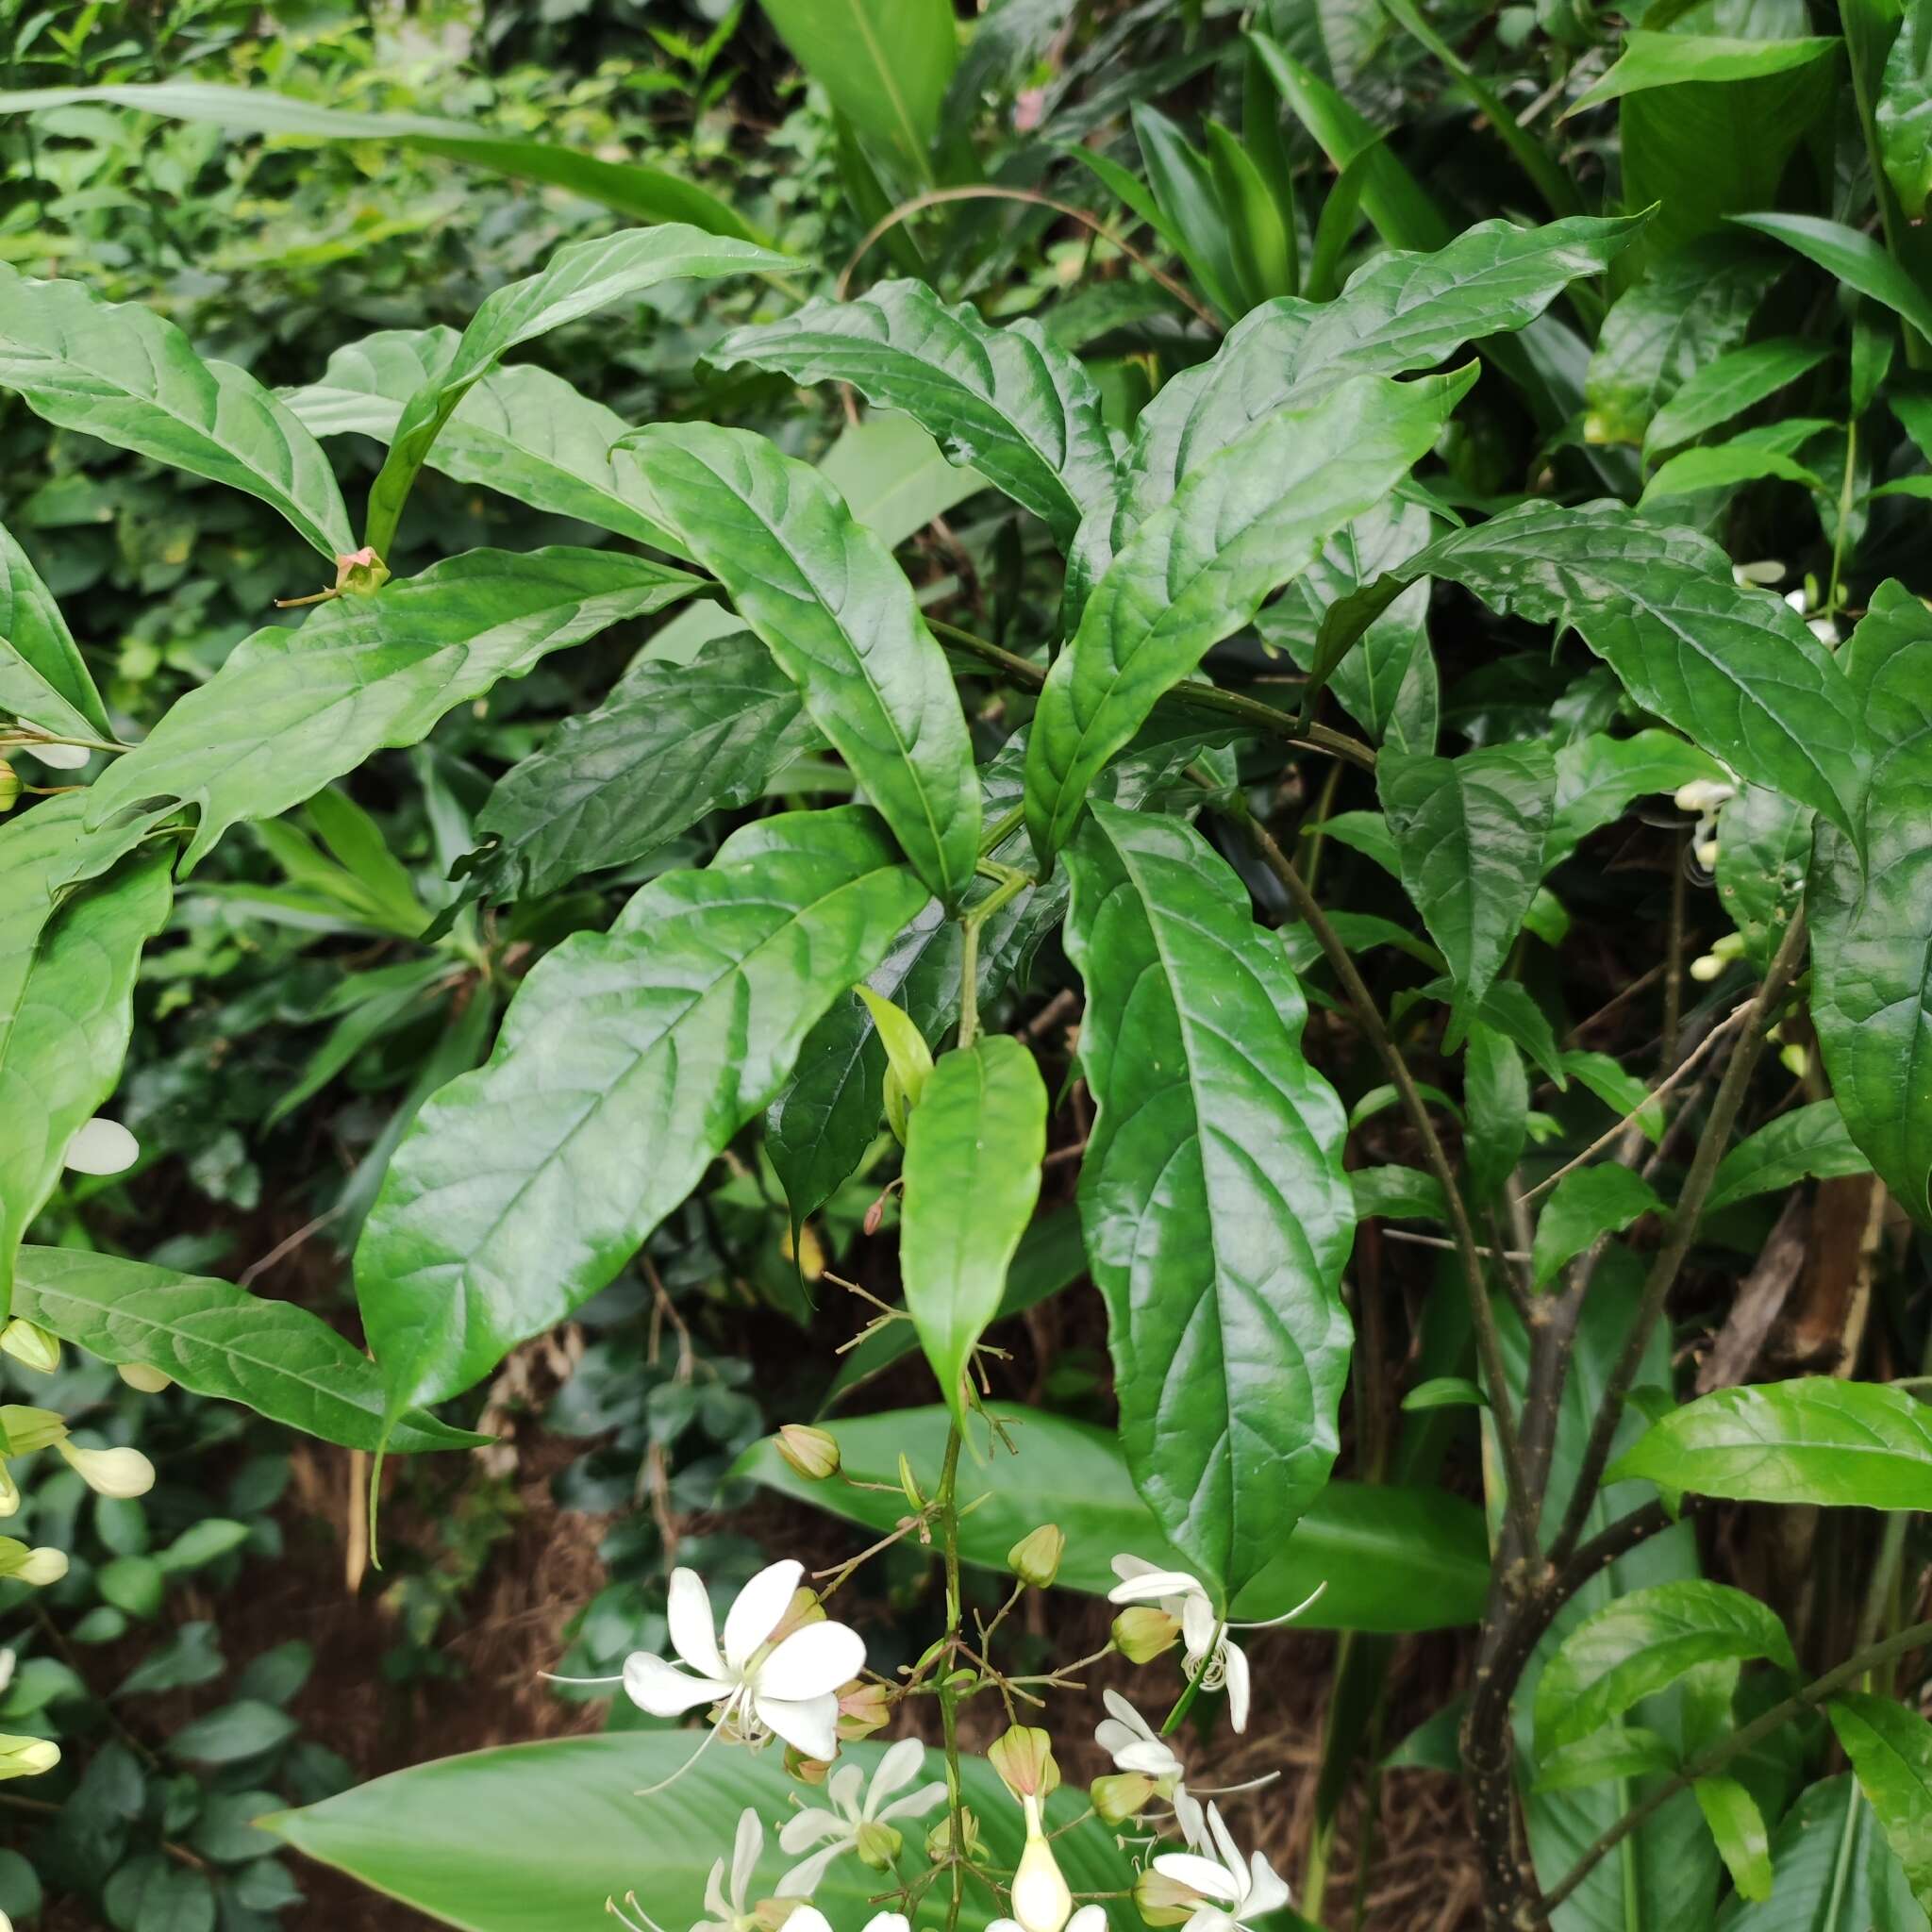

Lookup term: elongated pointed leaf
[1881,5,1932,219]
[1695,1776,1774,1904]
[363,225,789,556]
[709,280,1119,544]
[0,262,352,560]
[1706,1101,1873,1215]
[902,1036,1047,1428]
[1378,741,1554,1041]
[1465,1021,1530,1208]
[1643,338,1834,458]
[1026,369,1472,863]
[1717,1775,1929,1932]
[617,424,979,905]
[460,630,815,904]
[78,548,695,878]
[357,808,928,1417]
[13,1248,478,1456]
[0,521,109,741]
[1532,1728,1680,1793]
[1734,211,1932,345]
[1609,1378,1932,1509]
[1831,1692,1932,1913]
[1061,802,1354,1599]
[1547,729,1726,870]
[1531,1167,1663,1290]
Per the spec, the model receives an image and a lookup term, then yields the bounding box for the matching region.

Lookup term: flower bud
[925,1809,980,1864]
[1132,1868,1200,1927]
[1779,1041,1809,1079]
[0,1735,58,1781]
[1694,836,1720,871]
[335,547,391,596]
[57,1440,156,1499]
[837,1679,892,1740]
[775,1424,841,1483]
[1090,1772,1158,1825]
[0,1469,17,1520]
[0,1407,65,1455]
[855,1819,903,1870]
[1689,953,1724,983]
[1008,1524,1064,1590]
[1010,1794,1073,1932]
[117,1362,173,1394]
[1674,779,1734,816]
[783,1745,831,1786]
[0,1323,58,1375]
[989,1724,1059,1801]
[0,1540,66,1587]
[1112,1605,1180,1664]
[897,1453,924,1509]
[0,762,17,813]
[63,1116,139,1176]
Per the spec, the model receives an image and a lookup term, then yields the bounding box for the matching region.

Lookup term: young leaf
[1706,1101,1872,1215]
[363,225,789,557]
[1350,1165,1449,1223]
[79,548,696,877]
[1532,1728,1679,1794]
[1546,730,1726,871]
[1694,1776,1774,1904]
[1533,1579,1796,1754]
[1464,1021,1529,1208]
[1642,338,1834,458]
[1377,741,1556,1042]
[1830,1692,1932,1913]
[1061,802,1355,1600]
[0,521,110,742]
[356,808,928,1419]
[853,985,935,1142]
[12,1248,478,1456]
[1608,1379,1932,1509]
[1026,368,1473,863]
[709,281,1119,544]
[617,424,980,906]
[0,262,353,560]
[1531,1167,1663,1290]
[901,1036,1047,1428]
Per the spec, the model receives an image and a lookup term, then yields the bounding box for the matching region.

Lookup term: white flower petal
[724,1558,805,1669]
[1152,1854,1241,1905]
[866,1735,926,1810]
[826,1761,866,1818]
[776,1847,848,1901]
[668,1567,727,1679]
[1106,1566,1202,1607]
[1203,1806,1245,1890]
[1244,1853,1291,1919]
[1094,1719,1137,1759]
[1067,1908,1109,1932]
[785,1911,836,1932]
[755,1690,840,1761]
[1180,1593,1218,1660]
[1101,1689,1157,1740]
[1115,1740,1183,1777]
[1110,1553,1160,1584]
[878,1780,947,1824]
[63,1117,139,1176]
[861,1915,910,1932]
[985,1921,1024,1932]
[1172,1789,1207,1851]
[704,1854,732,1924]
[729,1807,762,1909]
[757,1620,865,1701]
[621,1652,730,1717]
[778,1807,847,1854]
[1223,1639,1250,1735]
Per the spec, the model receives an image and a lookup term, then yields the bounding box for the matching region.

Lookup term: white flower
[57,1441,155,1499]
[623,1558,864,1761]
[1095,1689,1184,1781]
[610,1808,774,1932]
[1151,1805,1291,1932]
[63,1117,139,1176]
[776,1735,945,1894]
[787,1915,909,1932]
[991,1908,1107,1932]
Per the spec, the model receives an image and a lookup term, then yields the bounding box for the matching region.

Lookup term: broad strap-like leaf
[77,547,696,878]
[1062,801,1354,1600]
[1831,1692,1932,1915]
[1025,368,1473,864]
[0,520,110,741]
[0,261,353,560]
[901,1036,1047,1430]
[1706,1101,1874,1217]
[356,807,928,1418]
[13,1247,478,1456]
[1546,729,1727,872]
[1608,1378,1932,1509]
[1809,580,1932,1221]
[709,280,1119,545]
[617,423,980,904]
[362,225,791,557]
[1378,741,1555,1042]
[460,629,816,904]
[1530,1166,1662,1291]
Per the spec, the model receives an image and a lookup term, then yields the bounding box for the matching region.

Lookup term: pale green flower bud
[775,1424,841,1482]
[1132,1868,1199,1926]
[1008,1524,1064,1589]
[57,1440,155,1499]
[988,1724,1059,1800]
[0,1323,58,1375]
[117,1362,174,1394]
[855,1819,903,1869]
[0,762,17,813]
[0,1540,66,1587]
[0,1407,65,1455]
[0,1735,58,1781]
[1090,1772,1157,1824]
[925,1809,980,1864]
[62,1116,139,1176]
[1112,1605,1180,1663]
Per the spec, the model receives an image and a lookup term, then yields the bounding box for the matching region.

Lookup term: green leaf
[460,630,814,905]
[1414,503,1870,847]
[1608,1378,1932,1508]
[1643,338,1833,458]
[1831,1692,1932,1913]
[709,280,1118,545]
[1378,741,1556,1043]
[1533,1727,1680,1793]
[1061,802,1354,1600]
[1714,783,1812,972]
[1531,1167,1663,1290]
[1706,1101,1873,1215]
[363,226,788,558]
[1403,1375,1489,1412]
[270,1732,1125,1932]
[1547,730,1726,872]
[901,1036,1047,1428]
[357,807,928,1418]
[853,984,934,1143]
[1026,368,1473,863]
[1465,1020,1529,1208]
[1351,1165,1449,1222]
[1809,580,1932,1220]
[1733,213,1932,346]
[1695,1775,1774,1903]
[1880,4,1932,219]
[0,262,352,560]
[1639,439,1827,506]
[1534,1579,1796,1754]
[1564,1050,1666,1143]
[1570,30,1841,109]
[617,425,979,906]
[1133,104,1251,321]
[1715,1775,1929,1932]
[12,1246,476,1456]
[170,1700,298,1766]
[738,1403,1492,1632]
[0,519,109,741]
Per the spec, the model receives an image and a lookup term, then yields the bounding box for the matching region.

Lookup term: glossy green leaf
[618,424,979,905]
[79,549,696,878]
[364,226,788,557]
[1831,1692,1932,1912]
[1734,212,1932,345]
[460,631,814,905]
[738,1403,1492,1632]
[853,985,933,1143]
[1351,1165,1449,1222]
[357,808,927,1418]
[1695,1775,1774,1903]
[1532,1167,1663,1290]
[1532,1727,1679,1793]
[1547,730,1726,872]
[1609,1378,1932,1508]
[1571,30,1840,109]
[0,261,352,560]
[1714,783,1812,972]
[1465,1020,1529,1208]
[12,1248,479,1457]
[1534,1579,1795,1753]
[1706,1101,1872,1215]
[1715,1775,1929,1932]
[1880,3,1932,218]
[1564,1050,1665,1143]
[710,280,1118,545]
[1061,802,1354,1600]
[1026,368,1472,862]
[1378,741,1555,1043]
[1643,338,1833,458]
[901,1036,1046,1428]
[1639,439,1826,505]
[0,520,109,741]
[1403,1375,1489,1412]
[0,796,89,1041]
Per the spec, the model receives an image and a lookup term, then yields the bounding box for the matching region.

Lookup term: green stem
[1827,416,1857,617]
[957,870,1032,1051]
[936,1423,969,1932]
[1159,1636,1221,1737]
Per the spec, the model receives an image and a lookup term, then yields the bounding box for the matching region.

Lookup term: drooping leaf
[1642,338,1834,458]
[1694,1776,1774,1903]
[1715,1776,1929,1932]
[617,424,980,906]
[0,521,110,741]
[1880,3,1932,219]
[77,549,696,878]
[12,1248,479,1456]
[709,281,1119,544]
[1831,1692,1932,1913]
[1546,730,1726,872]
[1733,212,1932,346]
[1714,782,1812,972]
[1026,368,1472,862]
[1705,1101,1873,1214]
[1464,1021,1530,1208]
[363,226,789,557]
[1531,1167,1664,1290]
[901,1036,1047,1428]
[0,261,353,560]
[738,1403,1491,1632]
[357,808,927,1419]
[1608,1378,1932,1509]
[1061,801,1354,1600]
